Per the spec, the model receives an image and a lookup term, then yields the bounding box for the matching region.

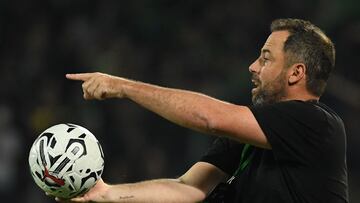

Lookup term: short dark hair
[271,18,335,96]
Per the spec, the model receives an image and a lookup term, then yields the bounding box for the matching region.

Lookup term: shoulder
[249,100,302,119]
[248,100,346,138]
[248,100,346,166]
[249,100,345,140]
[250,100,335,121]
[313,102,345,125]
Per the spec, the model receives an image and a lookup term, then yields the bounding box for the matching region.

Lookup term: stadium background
[0,0,359,202]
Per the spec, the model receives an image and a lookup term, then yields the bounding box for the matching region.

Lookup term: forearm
[122,80,229,134]
[105,179,205,203]
[67,73,267,147]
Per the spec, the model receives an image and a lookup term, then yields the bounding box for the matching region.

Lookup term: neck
[283,90,319,102]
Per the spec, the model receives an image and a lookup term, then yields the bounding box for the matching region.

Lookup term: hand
[66,72,128,100]
[55,179,112,203]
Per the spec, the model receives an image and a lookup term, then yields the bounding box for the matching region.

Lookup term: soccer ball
[28,123,105,199]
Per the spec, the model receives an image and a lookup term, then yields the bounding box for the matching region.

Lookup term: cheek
[259,67,272,84]
[259,65,283,84]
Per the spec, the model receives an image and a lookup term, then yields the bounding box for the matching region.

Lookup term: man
[62,18,348,202]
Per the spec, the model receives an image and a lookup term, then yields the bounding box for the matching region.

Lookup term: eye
[259,57,270,66]
[264,57,269,64]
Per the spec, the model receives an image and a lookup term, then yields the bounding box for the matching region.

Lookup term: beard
[251,70,287,107]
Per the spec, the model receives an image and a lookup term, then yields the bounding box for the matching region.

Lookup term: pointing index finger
[66,73,93,81]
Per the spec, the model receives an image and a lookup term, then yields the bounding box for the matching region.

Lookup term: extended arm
[74,179,205,203]
[63,162,227,203]
[66,72,269,148]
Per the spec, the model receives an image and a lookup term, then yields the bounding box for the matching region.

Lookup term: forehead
[262,31,290,55]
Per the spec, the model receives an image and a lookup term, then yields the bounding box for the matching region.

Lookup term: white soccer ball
[28,123,105,199]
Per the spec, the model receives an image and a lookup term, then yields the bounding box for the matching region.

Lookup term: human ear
[288,63,305,85]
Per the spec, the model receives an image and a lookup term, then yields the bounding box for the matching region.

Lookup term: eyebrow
[261,49,271,55]
[260,49,273,58]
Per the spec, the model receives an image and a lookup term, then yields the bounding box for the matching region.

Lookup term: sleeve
[200,137,245,175]
[249,101,326,165]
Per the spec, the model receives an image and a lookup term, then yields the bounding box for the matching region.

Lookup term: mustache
[251,74,261,84]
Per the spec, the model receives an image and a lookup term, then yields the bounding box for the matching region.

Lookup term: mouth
[252,79,259,86]
[252,78,260,87]
[251,79,261,93]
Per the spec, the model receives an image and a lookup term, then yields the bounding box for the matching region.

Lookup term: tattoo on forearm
[118,195,134,200]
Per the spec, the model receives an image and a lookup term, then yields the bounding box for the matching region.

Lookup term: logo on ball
[28,123,105,199]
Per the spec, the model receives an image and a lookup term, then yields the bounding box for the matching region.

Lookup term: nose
[249,59,260,74]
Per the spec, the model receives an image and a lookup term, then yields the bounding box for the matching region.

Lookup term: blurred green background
[0,0,359,202]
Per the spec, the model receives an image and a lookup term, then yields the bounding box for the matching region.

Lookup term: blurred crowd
[0,0,359,202]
